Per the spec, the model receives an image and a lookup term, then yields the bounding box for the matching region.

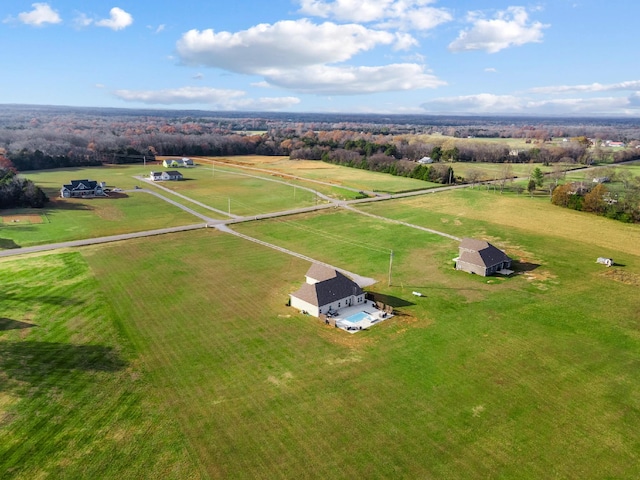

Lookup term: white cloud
[176,19,410,74]
[530,80,640,94]
[297,0,452,31]
[73,13,93,28]
[16,3,61,26]
[263,63,445,95]
[421,93,640,115]
[96,7,133,31]
[484,67,497,73]
[112,86,300,111]
[449,7,548,53]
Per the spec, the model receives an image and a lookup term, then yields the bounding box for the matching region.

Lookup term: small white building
[289,264,365,318]
[417,156,433,164]
[149,170,183,181]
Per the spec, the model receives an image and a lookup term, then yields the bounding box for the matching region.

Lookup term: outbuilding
[455,238,512,276]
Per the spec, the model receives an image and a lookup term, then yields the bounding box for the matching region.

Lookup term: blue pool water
[344,311,370,323]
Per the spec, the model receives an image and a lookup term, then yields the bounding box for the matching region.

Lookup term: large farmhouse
[290,264,365,317]
[60,179,106,198]
[455,238,512,276]
[149,171,183,181]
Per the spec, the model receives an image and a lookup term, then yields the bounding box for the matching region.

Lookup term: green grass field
[2,161,640,478]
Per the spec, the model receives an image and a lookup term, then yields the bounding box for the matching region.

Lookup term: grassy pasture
[200,155,439,193]
[0,252,199,479]
[2,165,640,478]
[358,188,640,259]
[0,189,198,250]
[146,164,329,216]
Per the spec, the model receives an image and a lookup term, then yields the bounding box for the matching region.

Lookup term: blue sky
[2,1,639,116]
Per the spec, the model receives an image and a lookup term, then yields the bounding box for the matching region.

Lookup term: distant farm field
[199,155,440,193]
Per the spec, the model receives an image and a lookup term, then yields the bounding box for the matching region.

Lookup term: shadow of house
[511,261,541,273]
[0,318,37,331]
[365,292,415,308]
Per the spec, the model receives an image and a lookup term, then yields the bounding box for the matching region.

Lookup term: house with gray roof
[455,238,512,276]
[290,264,365,317]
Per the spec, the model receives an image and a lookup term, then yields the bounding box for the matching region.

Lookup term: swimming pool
[343,311,371,323]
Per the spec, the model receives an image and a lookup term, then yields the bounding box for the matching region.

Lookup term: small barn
[455,238,512,276]
[290,264,365,318]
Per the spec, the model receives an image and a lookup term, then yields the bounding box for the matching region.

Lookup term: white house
[149,170,183,181]
[289,264,365,317]
[417,156,433,164]
[163,157,195,168]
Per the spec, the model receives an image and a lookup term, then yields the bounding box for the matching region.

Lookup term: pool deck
[330,302,393,334]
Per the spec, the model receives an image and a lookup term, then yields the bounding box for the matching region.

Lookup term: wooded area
[2,105,640,175]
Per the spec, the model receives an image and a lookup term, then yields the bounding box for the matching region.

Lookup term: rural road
[0,223,207,258]
[214,223,377,288]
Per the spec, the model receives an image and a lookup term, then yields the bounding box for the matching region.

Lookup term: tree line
[0,157,49,208]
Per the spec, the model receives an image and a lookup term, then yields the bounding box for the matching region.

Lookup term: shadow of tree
[0,238,21,249]
[2,290,83,307]
[0,318,37,331]
[0,341,127,388]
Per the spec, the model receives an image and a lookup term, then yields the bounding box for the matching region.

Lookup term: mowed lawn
[201,155,439,193]
[82,205,640,478]
[3,186,640,478]
[145,165,328,216]
[0,252,199,479]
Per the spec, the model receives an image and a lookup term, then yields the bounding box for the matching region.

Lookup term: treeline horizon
[1,105,640,178]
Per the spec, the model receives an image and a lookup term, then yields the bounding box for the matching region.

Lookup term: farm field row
[198,155,440,192]
[2,189,640,478]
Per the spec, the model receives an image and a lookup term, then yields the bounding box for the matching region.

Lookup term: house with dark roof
[290,264,365,317]
[60,179,106,198]
[455,238,512,276]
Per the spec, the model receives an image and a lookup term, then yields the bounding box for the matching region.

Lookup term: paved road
[0,223,207,258]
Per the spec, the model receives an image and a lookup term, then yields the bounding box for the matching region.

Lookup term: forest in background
[2,104,640,175]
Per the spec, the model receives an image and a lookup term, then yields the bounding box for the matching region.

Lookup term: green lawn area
[202,155,440,193]
[0,252,200,479]
[2,173,640,478]
[0,171,200,249]
[147,164,331,216]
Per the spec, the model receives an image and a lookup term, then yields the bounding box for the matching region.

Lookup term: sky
[2,0,640,116]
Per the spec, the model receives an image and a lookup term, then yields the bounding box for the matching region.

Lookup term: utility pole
[388,250,393,287]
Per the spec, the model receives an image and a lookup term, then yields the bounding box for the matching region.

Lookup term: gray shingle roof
[459,238,511,268]
[292,268,363,307]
